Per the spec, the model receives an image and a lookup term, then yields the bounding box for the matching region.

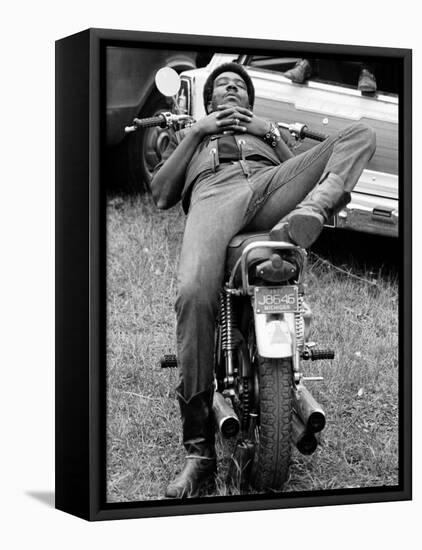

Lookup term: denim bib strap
[239,159,251,177]
[210,146,219,172]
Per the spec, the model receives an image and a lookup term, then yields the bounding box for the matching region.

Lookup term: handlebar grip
[301,127,328,142]
[132,115,166,129]
[124,115,166,134]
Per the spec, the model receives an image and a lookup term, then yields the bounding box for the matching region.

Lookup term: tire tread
[252,357,292,491]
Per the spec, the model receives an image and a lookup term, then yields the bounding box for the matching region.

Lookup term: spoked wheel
[249,355,293,491]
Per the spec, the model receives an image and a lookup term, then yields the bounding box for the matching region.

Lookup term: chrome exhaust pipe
[212,392,240,438]
[293,383,326,433]
[292,411,318,455]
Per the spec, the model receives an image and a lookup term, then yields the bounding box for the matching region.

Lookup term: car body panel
[106,46,197,146]
[180,54,399,237]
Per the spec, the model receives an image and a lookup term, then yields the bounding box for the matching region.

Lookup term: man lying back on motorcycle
[151,62,376,498]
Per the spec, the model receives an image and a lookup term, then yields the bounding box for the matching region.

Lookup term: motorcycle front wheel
[249,355,293,492]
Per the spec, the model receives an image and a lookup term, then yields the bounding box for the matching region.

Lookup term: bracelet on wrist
[262,122,281,148]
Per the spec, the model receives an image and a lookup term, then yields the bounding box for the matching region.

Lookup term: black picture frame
[55,27,412,521]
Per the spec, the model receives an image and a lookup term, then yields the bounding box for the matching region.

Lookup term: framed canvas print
[55,28,412,521]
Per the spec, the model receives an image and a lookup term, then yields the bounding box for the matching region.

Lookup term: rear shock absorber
[240,377,250,431]
[295,293,305,350]
[220,288,237,386]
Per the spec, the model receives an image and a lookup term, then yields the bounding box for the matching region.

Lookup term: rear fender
[253,311,296,359]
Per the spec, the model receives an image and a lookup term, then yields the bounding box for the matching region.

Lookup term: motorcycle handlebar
[124,113,328,143]
[124,112,194,134]
[277,122,328,142]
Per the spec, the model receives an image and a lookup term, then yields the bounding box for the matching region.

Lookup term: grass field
[106,194,399,502]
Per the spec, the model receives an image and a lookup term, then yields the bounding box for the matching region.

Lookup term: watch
[262,122,281,148]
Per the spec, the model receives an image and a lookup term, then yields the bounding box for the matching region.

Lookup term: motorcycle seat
[225,232,272,276]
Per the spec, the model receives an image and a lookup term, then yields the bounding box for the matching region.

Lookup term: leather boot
[284,59,312,84]
[358,68,377,94]
[165,388,217,498]
[270,174,350,248]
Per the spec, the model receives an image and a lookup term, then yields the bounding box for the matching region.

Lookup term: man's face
[208,71,250,113]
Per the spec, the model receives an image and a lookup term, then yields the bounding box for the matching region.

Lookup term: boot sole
[288,213,324,248]
[164,468,217,499]
[164,477,215,499]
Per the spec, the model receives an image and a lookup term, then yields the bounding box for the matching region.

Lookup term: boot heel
[288,213,324,248]
[188,470,217,498]
[200,473,217,496]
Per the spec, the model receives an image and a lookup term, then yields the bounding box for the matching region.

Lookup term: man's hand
[218,105,270,137]
[217,105,294,162]
[194,105,270,138]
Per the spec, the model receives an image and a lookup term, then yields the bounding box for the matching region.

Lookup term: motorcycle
[126,68,335,493]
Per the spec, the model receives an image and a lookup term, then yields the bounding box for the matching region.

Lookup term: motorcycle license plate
[254,286,299,314]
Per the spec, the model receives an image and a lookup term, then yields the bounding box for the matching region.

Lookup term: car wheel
[137,93,174,191]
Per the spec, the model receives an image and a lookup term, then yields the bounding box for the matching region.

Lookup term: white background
[0,1,419,548]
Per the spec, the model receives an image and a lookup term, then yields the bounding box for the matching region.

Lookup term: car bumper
[328,192,399,238]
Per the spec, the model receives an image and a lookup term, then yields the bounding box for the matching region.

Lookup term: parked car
[105,47,211,191]
[176,53,399,238]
